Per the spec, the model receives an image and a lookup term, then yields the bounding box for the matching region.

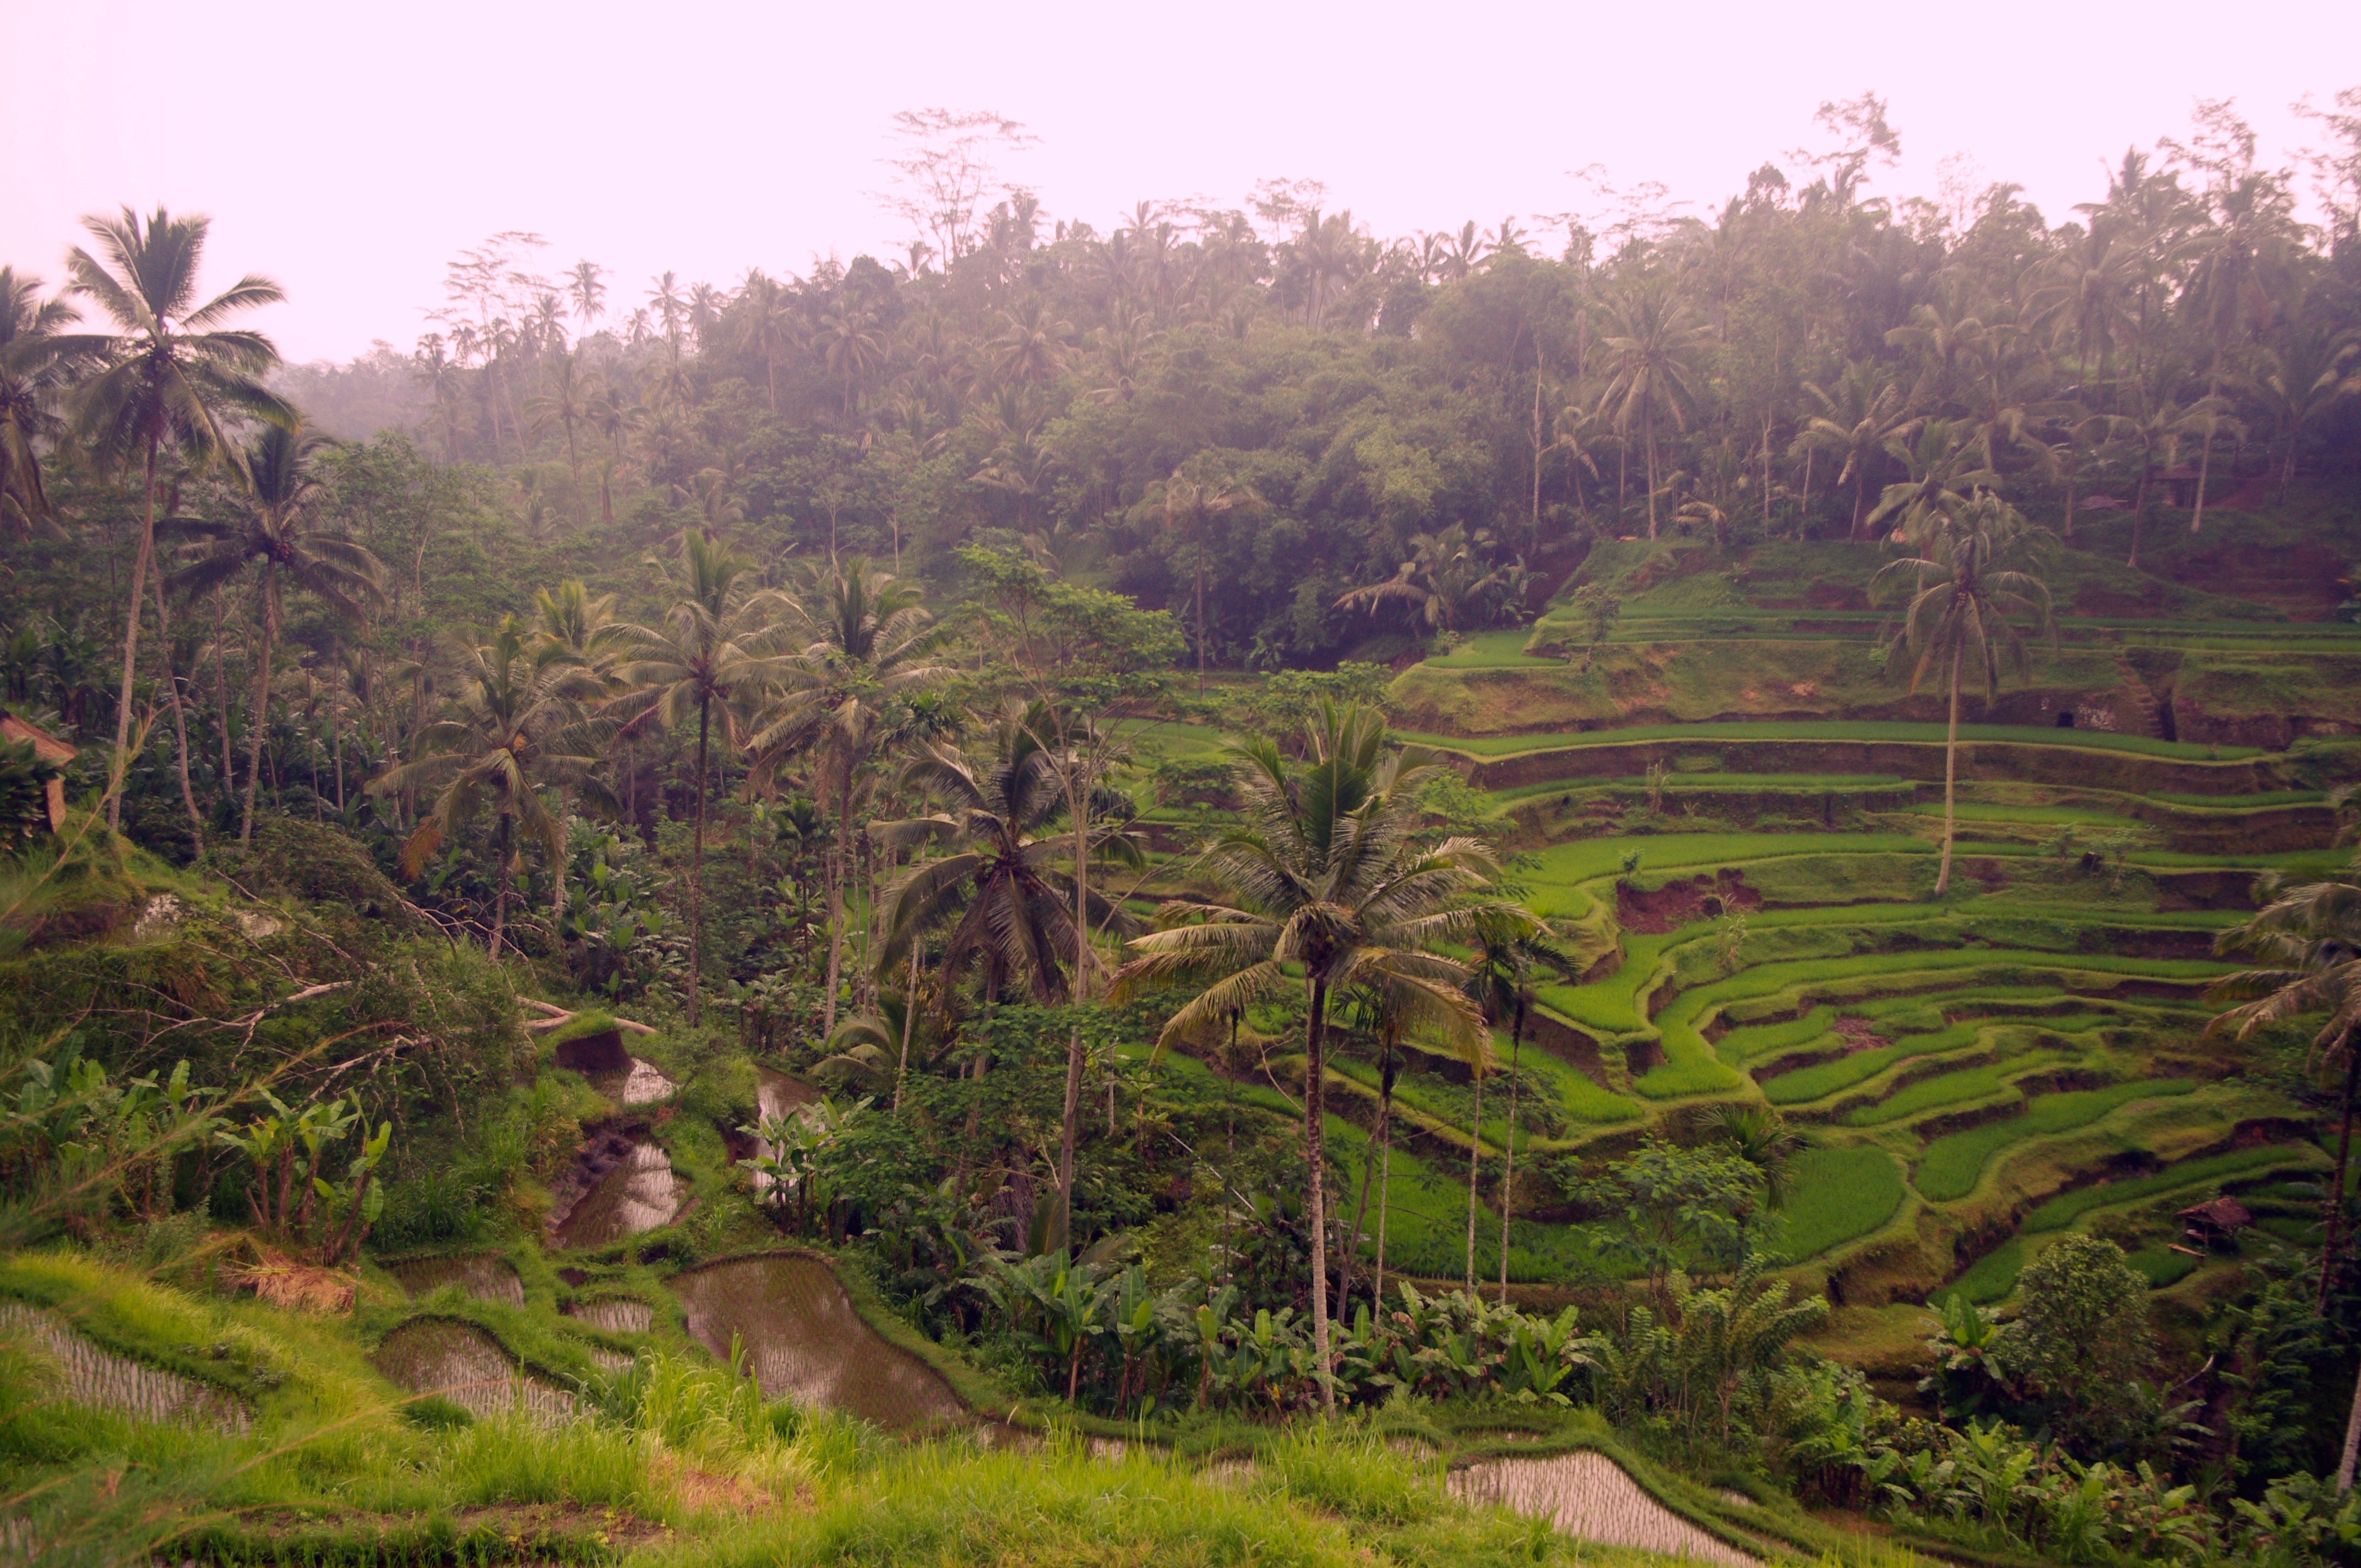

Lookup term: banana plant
[313,1115,391,1265]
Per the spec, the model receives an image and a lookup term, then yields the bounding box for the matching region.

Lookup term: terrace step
[2113,651,2167,741]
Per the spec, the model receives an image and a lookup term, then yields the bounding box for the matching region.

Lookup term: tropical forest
[8,91,2361,1568]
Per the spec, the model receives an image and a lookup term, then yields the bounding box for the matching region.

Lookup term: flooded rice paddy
[669,1254,961,1430]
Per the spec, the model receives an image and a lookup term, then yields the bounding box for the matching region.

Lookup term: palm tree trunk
[1498,1000,1524,1304]
[1935,645,1961,898]
[1374,1053,1395,1314]
[1058,761,1091,1243]
[107,440,161,830]
[1799,447,1814,531]
[1464,1050,1485,1292]
[213,610,236,809]
[1643,406,1660,540]
[2191,361,2221,534]
[149,573,204,858]
[240,573,279,843]
[1851,470,1869,540]
[491,812,511,959]
[2338,1357,2361,1493]
[552,788,570,918]
[688,698,709,1026]
[1195,534,1208,692]
[894,944,920,1110]
[822,769,848,1035]
[2321,1043,2358,1317]
[1304,976,1335,1408]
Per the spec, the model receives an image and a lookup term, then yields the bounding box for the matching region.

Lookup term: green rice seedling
[1258,1419,1442,1525]
[1913,1081,2200,1202]
[2022,1147,2325,1232]
[1841,1054,2069,1128]
[434,1409,648,1510]
[1773,1147,1906,1260]
[1713,1006,1839,1065]
[1761,1022,1990,1105]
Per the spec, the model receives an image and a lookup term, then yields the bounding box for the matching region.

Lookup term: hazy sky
[8,0,2355,363]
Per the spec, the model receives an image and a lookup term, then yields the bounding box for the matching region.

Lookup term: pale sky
[7,0,2355,364]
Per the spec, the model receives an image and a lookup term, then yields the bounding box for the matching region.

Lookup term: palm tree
[749,557,948,1033]
[1794,361,1913,541]
[60,208,290,825]
[1112,701,1498,1404]
[2245,326,2359,499]
[1465,909,1555,1303]
[0,269,81,537]
[616,533,782,1024]
[1138,460,1260,690]
[531,579,630,916]
[2207,869,2361,1487]
[1872,494,2053,898]
[1334,524,1506,635]
[164,423,385,841]
[733,272,800,413]
[1863,418,2003,543]
[1595,282,1710,538]
[525,353,598,516]
[873,701,1124,1012]
[369,617,609,957]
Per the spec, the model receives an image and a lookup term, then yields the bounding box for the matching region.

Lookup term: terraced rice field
[1325,537,2353,1322]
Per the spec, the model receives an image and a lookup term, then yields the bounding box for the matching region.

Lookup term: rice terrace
[4,51,2361,1568]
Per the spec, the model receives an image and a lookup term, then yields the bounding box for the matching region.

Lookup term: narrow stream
[669,1255,962,1430]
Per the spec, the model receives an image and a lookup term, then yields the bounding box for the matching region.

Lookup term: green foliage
[2024,1148,2324,1232]
[1914,1080,2200,1201]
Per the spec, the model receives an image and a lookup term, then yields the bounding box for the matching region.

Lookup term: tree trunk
[1058,756,1091,1245]
[212,609,236,809]
[491,812,511,959]
[1373,1053,1395,1314]
[1194,535,1207,693]
[552,788,570,918]
[1464,1044,1486,1292]
[2321,1043,2358,1317]
[1498,1000,1524,1304]
[1935,645,1962,898]
[688,697,709,1026]
[1850,469,1869,540]
[2191,362,2221,534]
[822,767,848,1035]
[108,439,161,829]
[240,571,279,842]
[1304,976,1335,1407]
[149,573,204,857]
[2339,1355,2361,1494]
[894,944,919,1110]
[1643,406,1660,540]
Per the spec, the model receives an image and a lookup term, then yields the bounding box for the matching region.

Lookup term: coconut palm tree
[1112,701,1499,1405]
[531,579,631,916]
[872,701,1129,1012]
[164,423,386,841]
[59,208,291,825]
[525,352,598,516]
[1794,361,1914,541]
[369,616,610,958]
[1872,494,2053,898]
[1465,908,1558,1303]
[0,269,81,538]
[1595,282,1711,538]
[615,533,782,1024]
[1334,524,1506,635]
[748,557,949,1032]
[1138,459,1261,690]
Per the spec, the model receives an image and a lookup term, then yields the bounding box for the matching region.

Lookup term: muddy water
[552,1141,680,1250]
[586,1057,676,1106]
[670,1255,961,1429]
[563,1297,654,1334]
[390,1254,526,1305]
[372,1319,576,1426]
